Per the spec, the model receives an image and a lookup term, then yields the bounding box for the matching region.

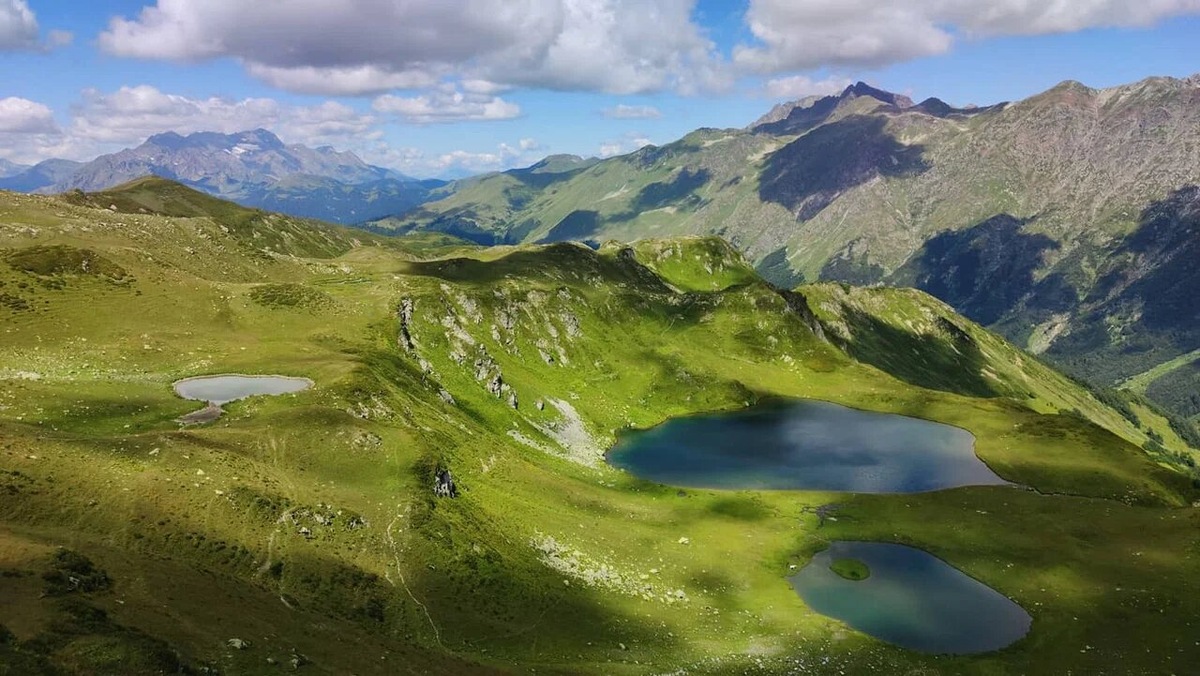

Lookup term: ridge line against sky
[1,0,1199,178]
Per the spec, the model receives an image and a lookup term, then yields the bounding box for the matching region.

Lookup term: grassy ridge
[1,185,1198,674]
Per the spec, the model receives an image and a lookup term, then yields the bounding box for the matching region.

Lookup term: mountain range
[0,129,445,224]
[371,74,1200,425]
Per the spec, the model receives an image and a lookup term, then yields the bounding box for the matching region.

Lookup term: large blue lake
[606,399,1008,493]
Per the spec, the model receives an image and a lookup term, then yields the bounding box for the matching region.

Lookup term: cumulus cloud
[603,104,662,119]
[0,97,58,134]
[66,86,381,152]
[71,86,280,145]
[99,0,724,96]
[598,133,653,158]
[378,137,546,177]
[372,86,521,123]
[735,0,1200,72]
[0,97,75,164]
[0,0,38,50]
[245,64,440,97]
[763,75,853,99]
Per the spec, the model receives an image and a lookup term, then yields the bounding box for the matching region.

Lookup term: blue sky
[1,0,1199,178]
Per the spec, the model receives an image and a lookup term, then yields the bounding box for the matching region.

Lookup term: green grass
[829,558,870,581]
[1,185,1199,674]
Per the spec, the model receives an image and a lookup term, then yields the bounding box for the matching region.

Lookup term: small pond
[173,374,312,423]
[174,374,313,404]
[606,399,1008,493]
[789,541,1031,654]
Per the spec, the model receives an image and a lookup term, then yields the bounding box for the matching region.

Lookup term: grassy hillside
[1,187,1199,674]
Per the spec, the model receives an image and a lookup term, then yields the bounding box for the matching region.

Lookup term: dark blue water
[173,375,312,405]
[606,399,1007,493]
[790,541,1031,654]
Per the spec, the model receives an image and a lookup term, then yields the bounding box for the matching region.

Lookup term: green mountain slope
[1,187,1199,674]
[374,75,1200,427]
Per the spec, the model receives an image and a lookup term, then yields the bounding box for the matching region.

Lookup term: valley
[1,181,1198,674]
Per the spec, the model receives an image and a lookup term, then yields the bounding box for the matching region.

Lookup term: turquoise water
[173,374,312,405]
[606,399,1007,493]
[789,541,1031,654]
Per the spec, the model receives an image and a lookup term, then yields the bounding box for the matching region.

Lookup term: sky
[1,0,1199,178]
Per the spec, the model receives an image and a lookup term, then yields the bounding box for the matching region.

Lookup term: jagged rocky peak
[752,81,916,133]
[840,81,914,108]
[145,128,286,152]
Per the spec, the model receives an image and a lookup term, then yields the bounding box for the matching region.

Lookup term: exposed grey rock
[289,652,310,670]
[560,310,582,338]
[398,297,415,351]
[434,468,458,498]
[226,638,250,650]
[486,373,504,398]
[438,388,456,405]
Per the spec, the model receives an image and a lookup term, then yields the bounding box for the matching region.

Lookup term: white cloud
[245,64,440,96]
[0,97,58,134]
[0,97,76,164]
[372,86,520,123]
[70,86,285,145]
[764,75,853,99]
[598,133,653,158]
[274,101,379,145]
[0,1,73,52]
[603,104,662,119]
[735,0,1200,72]
[462,79,512,95]
[66,86,384,153]
[0,0,37,50]
[384,137,546,176]
[98,0,725,96]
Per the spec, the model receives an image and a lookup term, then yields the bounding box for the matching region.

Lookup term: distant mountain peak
[752,81,915,133]
[234,128,286,149]
[144,128,286,152]
[841,82,914,108]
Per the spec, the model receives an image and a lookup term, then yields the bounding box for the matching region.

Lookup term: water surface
[173,374,312,405]
[789,541,1031,654]
[607,399,1007,493]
